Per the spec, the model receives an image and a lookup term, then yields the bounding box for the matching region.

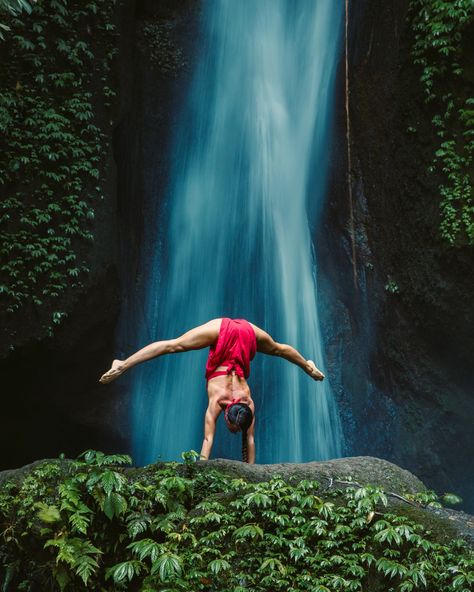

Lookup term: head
[224,401,253,463]
[224,401,253,433]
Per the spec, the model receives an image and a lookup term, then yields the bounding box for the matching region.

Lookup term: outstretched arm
[251,324,325,381]
[246,419,256,464]
[200,404,220,460]
[99,318,221,384]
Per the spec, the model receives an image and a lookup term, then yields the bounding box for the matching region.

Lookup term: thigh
[174,318,222,351]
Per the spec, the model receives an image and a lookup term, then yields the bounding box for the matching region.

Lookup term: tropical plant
[0,451,472,591]
[0,0,31,40]
[0,0,117,336]
[409,0,474,246]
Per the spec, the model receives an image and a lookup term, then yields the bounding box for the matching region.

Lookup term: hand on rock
[307,360,324,381]
[99,359,125,384]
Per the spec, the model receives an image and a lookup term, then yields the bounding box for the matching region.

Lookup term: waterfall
[121,0,344,465]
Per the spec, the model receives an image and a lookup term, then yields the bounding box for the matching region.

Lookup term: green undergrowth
[0,451,473,591]
[409,0,474,246]
[0,0,117,330]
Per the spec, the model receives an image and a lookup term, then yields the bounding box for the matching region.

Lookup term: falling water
[123,0,344,465]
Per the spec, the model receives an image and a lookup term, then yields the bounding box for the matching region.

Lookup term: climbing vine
[0,0,117,329]
[0,451,473,591]
[409,0,474,246]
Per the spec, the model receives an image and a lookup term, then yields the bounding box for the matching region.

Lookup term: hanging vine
[409,0,474,246]
[0,0,118,331]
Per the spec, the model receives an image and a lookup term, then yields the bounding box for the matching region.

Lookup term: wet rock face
[320,0,474,511]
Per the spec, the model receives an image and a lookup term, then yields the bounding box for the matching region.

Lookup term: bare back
[207,371,254,415]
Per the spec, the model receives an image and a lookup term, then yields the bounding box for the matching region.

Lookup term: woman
[100,318,324,464]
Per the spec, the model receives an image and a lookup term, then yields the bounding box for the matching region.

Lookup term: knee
[167,339,185,354]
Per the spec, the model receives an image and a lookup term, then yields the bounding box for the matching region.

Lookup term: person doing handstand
[99,318,324,464]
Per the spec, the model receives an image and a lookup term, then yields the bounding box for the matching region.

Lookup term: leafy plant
[0,0,118,336]
[409,0,474,246]
[384,277,400,294]
[0,451,473,591]
[0,0,31,40]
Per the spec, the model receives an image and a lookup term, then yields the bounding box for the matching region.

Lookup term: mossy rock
[1,455,473,549]
[184,456,426,493]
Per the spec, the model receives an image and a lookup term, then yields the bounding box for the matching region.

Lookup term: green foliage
[409,0,474,245]
[0,452,473,591]
[0,0,31,40]
[443,492,463,506]
[384,277,400,294]
[0,0,117,330]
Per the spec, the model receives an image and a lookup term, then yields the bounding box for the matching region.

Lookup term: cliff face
[320,0,474,511]
[1,0,472,515]
[0,0,133,468]
[0,0,201,471]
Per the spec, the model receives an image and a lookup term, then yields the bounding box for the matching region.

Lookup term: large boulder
[1,455,473,547]
[185,457,474,546]
[196,456,426,493]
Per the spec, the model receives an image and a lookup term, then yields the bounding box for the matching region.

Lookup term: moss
[138,19,186,76]
[393,503,459,543]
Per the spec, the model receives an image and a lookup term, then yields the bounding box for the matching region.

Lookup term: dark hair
[226,403,253,463]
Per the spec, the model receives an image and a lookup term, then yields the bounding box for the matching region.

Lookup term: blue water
[120,0,345,465]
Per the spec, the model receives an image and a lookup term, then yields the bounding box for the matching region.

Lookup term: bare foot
[307,360,325,381]
[99,359,125,384]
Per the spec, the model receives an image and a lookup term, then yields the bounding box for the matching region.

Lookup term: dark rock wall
[0,1,137,468]
[0,0,201,471]
[320,0,474,511]
[2,0,473,515]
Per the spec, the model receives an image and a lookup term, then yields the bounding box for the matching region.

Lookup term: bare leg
[251,324,325,381]
[99,318,222,384]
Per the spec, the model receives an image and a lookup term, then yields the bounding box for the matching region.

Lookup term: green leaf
[259,557,286,574]
[233,524,264,540]
[151,553,183,581]
[127,538,161,563]
[105,560,144,583]
[442,492,462,505]
[103,492,127,520]
[208,558,231,575]
[36,502,61,523]
[244,491,272,508]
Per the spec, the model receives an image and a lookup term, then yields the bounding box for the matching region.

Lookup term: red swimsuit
[205,318,257,381]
